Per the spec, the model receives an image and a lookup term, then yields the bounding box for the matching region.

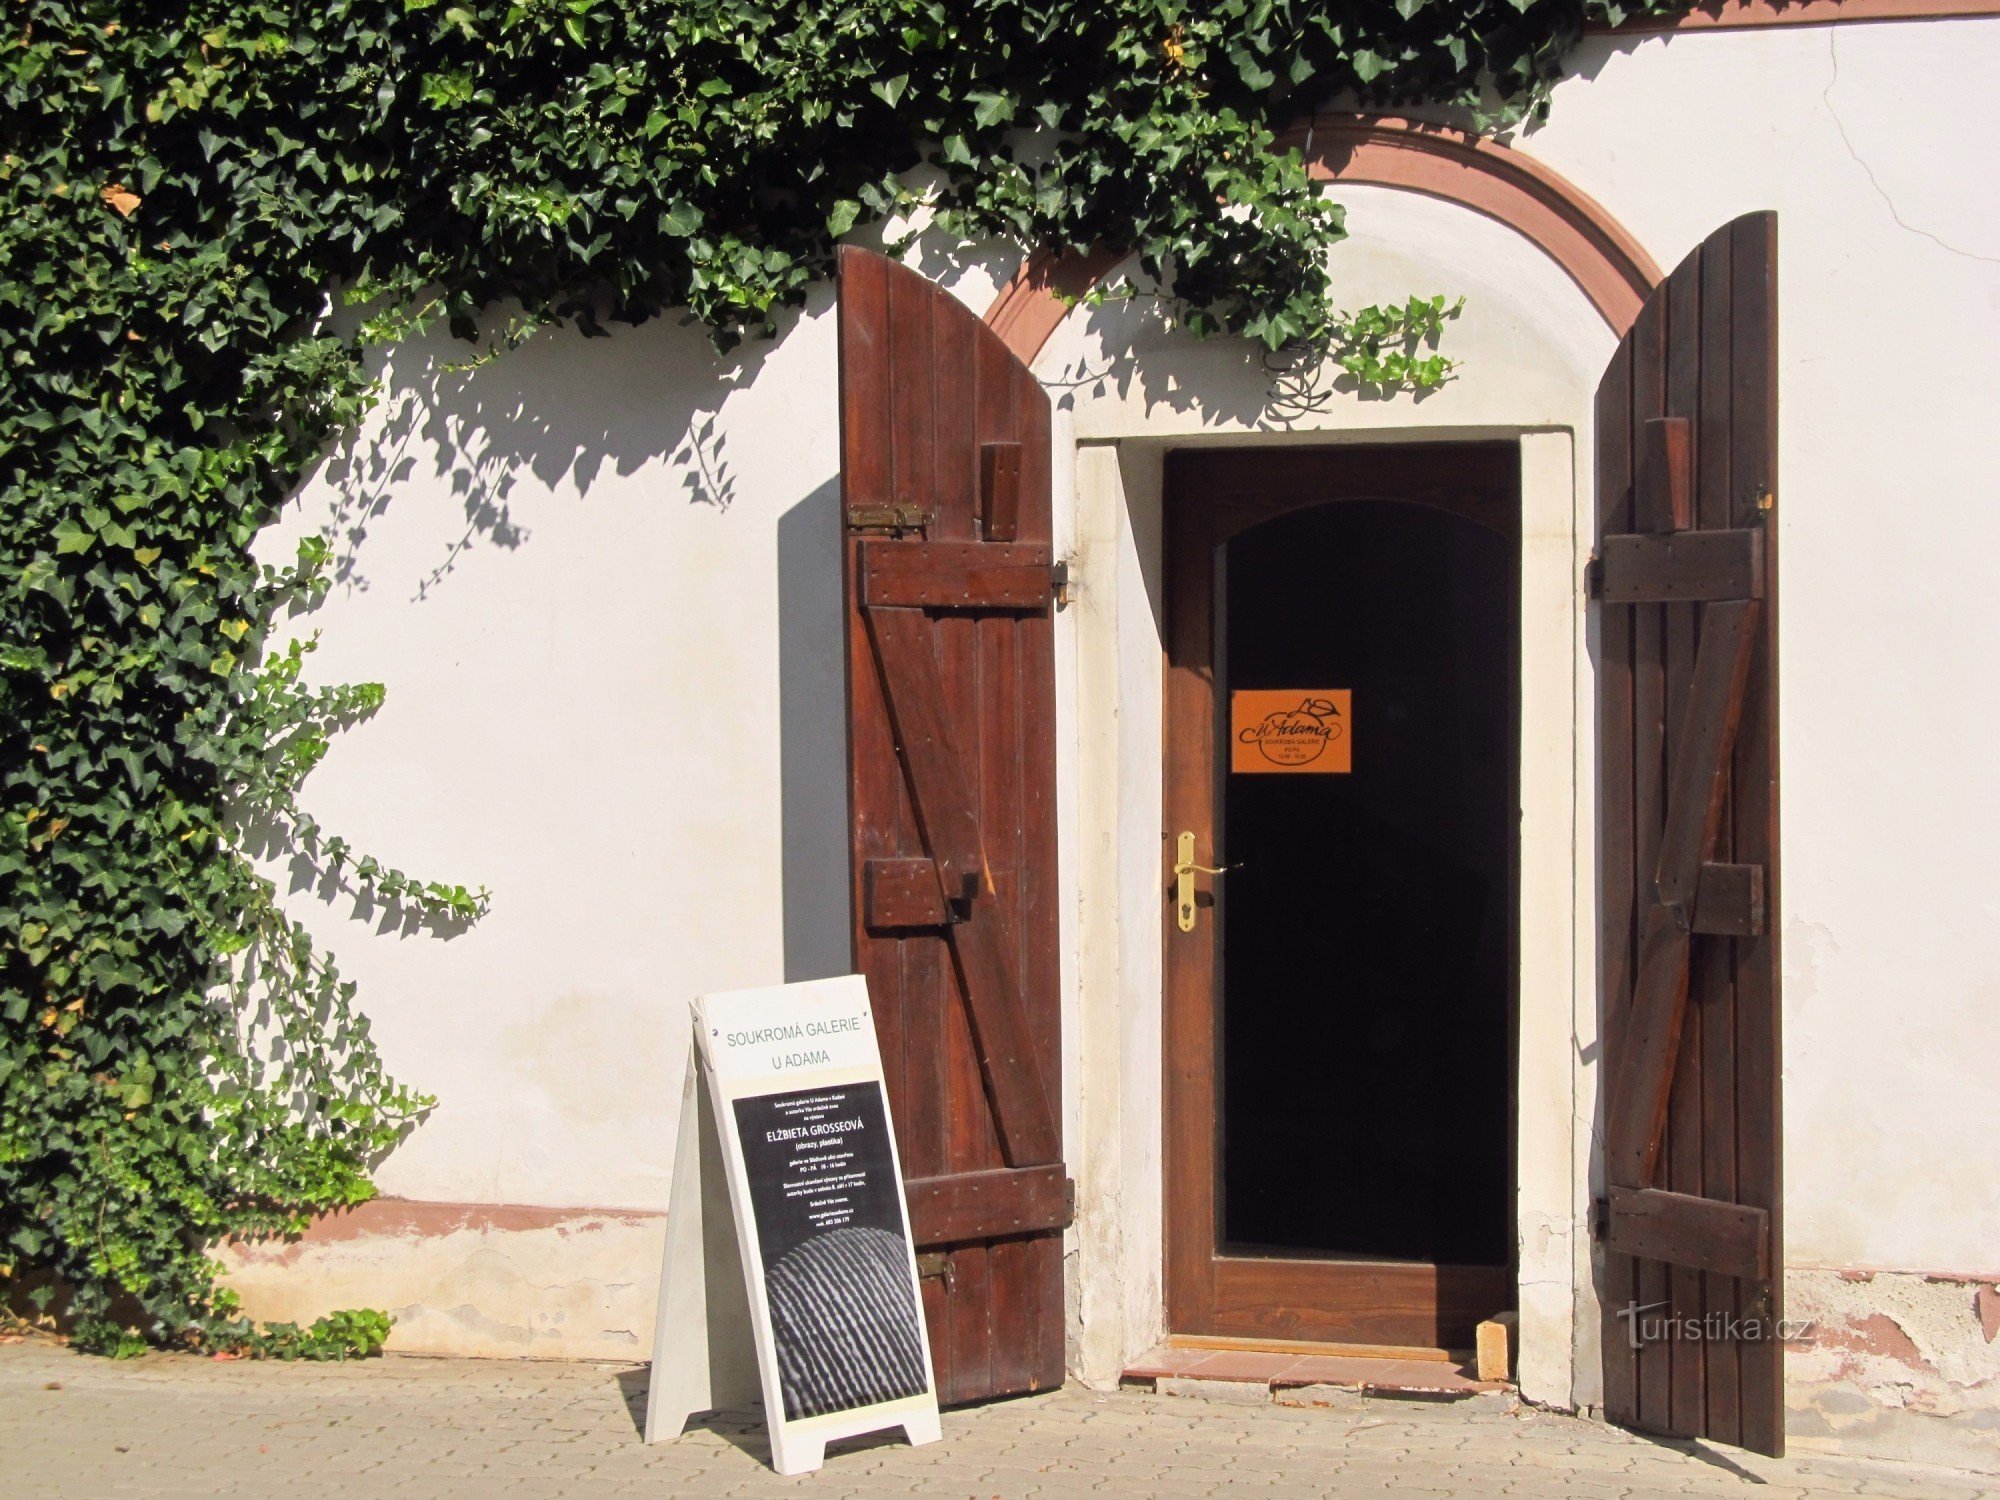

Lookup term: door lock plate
[1173,831,1233,933]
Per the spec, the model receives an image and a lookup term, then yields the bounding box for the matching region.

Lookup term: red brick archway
[980,114,1664,363]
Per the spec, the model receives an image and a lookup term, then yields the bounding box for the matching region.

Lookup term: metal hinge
[1051,558,1072,610]
[846,502,933,532]
[1589,1195,1610,1241]
[1584,555,1604,599]
[915,1251,955,1291]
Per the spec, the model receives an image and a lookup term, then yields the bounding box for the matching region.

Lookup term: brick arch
[980,114,1663,364]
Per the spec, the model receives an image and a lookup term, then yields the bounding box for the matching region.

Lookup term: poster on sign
[643,975,940,1475]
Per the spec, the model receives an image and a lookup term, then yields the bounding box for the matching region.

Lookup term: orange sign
[1230,691,1351,774]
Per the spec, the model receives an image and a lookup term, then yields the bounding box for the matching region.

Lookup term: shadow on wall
[275,296,855,972]
[1034,261,1451,429]
[778,476,853,984]
[303,307,787,602]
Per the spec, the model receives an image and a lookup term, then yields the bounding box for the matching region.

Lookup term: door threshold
[1165,1332,1465,1364]
[1123,1341,1506,1402]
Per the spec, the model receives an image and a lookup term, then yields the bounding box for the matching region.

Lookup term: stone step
[1122,1342,1511,1405]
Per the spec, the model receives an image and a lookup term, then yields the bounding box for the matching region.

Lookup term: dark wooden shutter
[837,246,1069,1406]
[1595,213,1783,1456]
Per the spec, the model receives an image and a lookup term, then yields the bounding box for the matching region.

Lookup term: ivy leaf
[53,519,95,555]
[1229,48,1276,91]
[967,91,1015,128]
[19,556,73,606]
[661,200,702,236]
[826,199,863,238]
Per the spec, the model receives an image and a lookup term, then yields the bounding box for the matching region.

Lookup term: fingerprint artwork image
[732,1083,931,1423]
[764,1225,928,1420]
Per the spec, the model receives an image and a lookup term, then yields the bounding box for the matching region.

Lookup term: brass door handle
[1173,831,1238,933]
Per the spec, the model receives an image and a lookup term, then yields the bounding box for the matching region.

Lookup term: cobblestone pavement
[4,1341,1995,1500]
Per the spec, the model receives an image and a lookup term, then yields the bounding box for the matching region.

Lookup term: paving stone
[4,1342,1997,1499]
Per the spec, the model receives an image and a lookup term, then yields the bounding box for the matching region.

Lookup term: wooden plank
[981,442,1022,542]
[886,248,936,529]
[1163,470,1222,1336]
[1607,1187,1770,1281]
[1692,862,1764,937]
[1638,417,1693,533]
[941,1243,993,1406]
[864,604,985,900]
[939,883,1062,1167]
[1627,275,1673,1440]
[836,247,893,516]
[1167,1333,1460,1363]
[1594,331,1641,1433]
[970,354,1035,1403]
[1025,1237,1065,1393]
[1729,210,1784,1459]
[1608,909,1694,1191]
[1598,529,1763,603]
[861,540,1053,609]
[1005,362,1066,1399]
[905,1166,1073,1245]
[987,1233,1036,1395]
[843,254,941,1390]
[1171,441,1519,537]
[1207,1259,1509,1350]
[899,932,948,1185]
[1654,601,1762,912]
[930,289,1004,1196]
[863,857,949,930]
[1696,199,1743,1453]
[1667,985,1706,1437]
[1661,248,1705,1441]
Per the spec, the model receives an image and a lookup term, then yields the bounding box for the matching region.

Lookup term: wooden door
[1163,442,1520,1352]
[1594,212,1783,1455]
[837,246,1069,1406]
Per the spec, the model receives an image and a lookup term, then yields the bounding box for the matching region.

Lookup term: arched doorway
[981,114,1664,362]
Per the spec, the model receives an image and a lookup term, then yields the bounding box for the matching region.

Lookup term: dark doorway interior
[1218,493,1519,1268]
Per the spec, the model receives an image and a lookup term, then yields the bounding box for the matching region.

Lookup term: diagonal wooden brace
[863,604,1063,1168]
[863,604,984,901]
[1605,599,1762,1189]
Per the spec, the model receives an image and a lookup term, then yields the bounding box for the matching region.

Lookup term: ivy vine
[1,0,1673,1355]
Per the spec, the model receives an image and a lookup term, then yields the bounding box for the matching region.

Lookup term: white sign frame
[645,976,941,1475]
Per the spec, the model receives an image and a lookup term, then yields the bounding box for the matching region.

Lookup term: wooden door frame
[1161,440,1522,1350]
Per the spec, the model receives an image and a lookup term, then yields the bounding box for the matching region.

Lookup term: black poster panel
[731,1083,927,1420]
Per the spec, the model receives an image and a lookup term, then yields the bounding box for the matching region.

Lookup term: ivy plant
[1,0,1673,1355]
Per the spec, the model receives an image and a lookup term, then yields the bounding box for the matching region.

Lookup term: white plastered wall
[226,15,2000,1468]
[1525,21,2000,1467]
